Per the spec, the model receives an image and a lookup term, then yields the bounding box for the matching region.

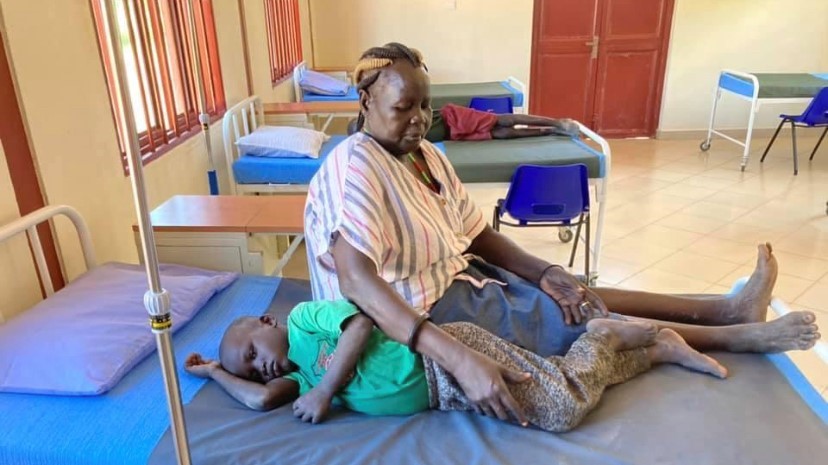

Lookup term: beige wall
[658,0,828,132]
[309,0,534,86]
[0,140,43,321]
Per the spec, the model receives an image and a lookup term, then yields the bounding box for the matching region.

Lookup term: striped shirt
[304,132,486,311]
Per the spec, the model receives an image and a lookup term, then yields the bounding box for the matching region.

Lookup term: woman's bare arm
[466,225,607,324]
[331,234,529,425]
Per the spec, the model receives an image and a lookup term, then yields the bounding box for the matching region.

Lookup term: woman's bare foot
[649,329,728,378]
[587,318,658,351]
[724,243,778,324]
[728,311,821,353]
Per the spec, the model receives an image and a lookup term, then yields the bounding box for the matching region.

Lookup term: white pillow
[235,125,330,158]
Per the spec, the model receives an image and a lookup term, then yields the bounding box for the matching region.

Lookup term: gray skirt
[429,259,588,357]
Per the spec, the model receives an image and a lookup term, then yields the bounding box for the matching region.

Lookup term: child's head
[219,315,294,383]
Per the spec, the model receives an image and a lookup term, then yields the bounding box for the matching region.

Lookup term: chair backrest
[503,164,590,222]
[468,96,514,114]
[801,87,828,126]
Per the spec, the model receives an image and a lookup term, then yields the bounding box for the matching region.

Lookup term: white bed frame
[700,69,815,171]
[0,205,97,322]
[222,96,310,195]
[292,61,528,113]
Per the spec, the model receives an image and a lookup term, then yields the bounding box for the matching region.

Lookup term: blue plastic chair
[760,87,828,175]
[469,96,514,114]
[492,164,591,276]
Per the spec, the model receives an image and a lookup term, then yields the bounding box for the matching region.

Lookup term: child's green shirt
[283,300,429,416]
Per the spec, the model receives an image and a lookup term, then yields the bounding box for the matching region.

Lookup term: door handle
[585,36,599,59]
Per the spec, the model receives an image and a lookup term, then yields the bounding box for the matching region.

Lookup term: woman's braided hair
[352,42,427,132]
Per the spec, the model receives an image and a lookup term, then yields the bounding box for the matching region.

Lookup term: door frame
[0,13,64,293]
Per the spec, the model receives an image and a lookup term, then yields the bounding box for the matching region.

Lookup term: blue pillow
[299,69,350,96]
[0,262,237,396]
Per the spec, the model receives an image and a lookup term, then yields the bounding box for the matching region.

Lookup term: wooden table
[263,101,359,116]
[263,101,359,132]
[133,195,306,275]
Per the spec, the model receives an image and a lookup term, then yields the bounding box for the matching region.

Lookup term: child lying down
[184,300,726,432]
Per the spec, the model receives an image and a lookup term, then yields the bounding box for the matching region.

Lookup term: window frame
[90,0,226,173]
[263,0,303,85]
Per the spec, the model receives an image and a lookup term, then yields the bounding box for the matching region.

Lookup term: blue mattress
[302,86,360,102]
[149,278,828,465]
[233,135,347,185]
[5,274,824,465]
[0,274,283,465]
[302,81,525,107]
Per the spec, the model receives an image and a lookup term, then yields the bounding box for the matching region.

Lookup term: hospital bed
[222,96,611,279]
[0,207,828,465]
[701,70,828,170]
[0,206,825,465]
[292,61,527,112]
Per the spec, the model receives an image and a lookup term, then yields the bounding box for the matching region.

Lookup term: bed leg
[741,91,760,171]
[701,87,721,151]
[270,233,305,277]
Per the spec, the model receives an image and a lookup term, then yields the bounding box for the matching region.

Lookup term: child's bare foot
[649,329,728,378]
[587,318,658,351]
[729,311,821,353]
[724,243,778,324]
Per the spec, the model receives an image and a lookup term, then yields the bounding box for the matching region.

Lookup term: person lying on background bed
[184,300,725,429]
[347,104,580,142]
[304,42,820,419]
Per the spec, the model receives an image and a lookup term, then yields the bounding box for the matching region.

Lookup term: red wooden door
[528,0,601,124]
[529,0,674,138]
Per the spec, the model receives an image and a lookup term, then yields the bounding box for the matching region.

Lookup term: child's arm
[293,313,374,424]
[184,353,299,411]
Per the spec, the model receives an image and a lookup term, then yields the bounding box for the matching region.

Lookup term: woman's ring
[579,301,592,312]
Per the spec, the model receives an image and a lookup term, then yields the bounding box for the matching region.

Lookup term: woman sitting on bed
[303,42,820,419]
[184,300,725,429]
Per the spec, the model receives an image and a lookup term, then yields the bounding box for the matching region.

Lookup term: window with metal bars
[264,0,303,84]
[90,0,225,170]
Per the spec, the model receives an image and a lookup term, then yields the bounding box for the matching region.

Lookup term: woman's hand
[292,387,334,424]
[539,266,608,325]
[184,353,220,379]
[452,348,531,426]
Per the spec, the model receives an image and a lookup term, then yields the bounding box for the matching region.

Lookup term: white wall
[309,0,534,86]
[659,0,828,133]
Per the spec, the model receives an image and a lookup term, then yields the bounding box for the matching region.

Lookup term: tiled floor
[282,133,828,399]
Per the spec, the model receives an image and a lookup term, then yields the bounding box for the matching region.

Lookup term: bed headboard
[222,96,266,195]
[0,205,97,320]
[293,61,308,103]
[292,61,353,104]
